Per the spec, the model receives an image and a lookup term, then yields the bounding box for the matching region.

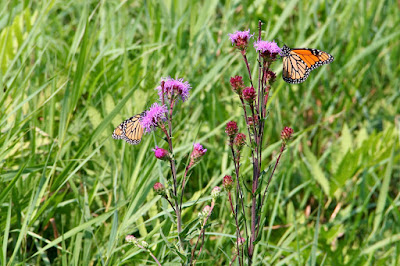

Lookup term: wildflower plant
[126,77,213,264]
[226,21,294,265]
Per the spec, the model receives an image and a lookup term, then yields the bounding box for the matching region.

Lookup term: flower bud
[242,87,256,103]
[211,186,221,198]
[247,115,259,126]
[126,235,138,244]
[266,71,276,83]
[234,133,246,151]
[202,205,212,216]
[230,76,245,95]
[223,175,234,191]
[225,121,238,141]
[153,182,166,196]
[281,127,294,143]
[152,146,170,161]
[237,237,246,247]
[188,143,207,169]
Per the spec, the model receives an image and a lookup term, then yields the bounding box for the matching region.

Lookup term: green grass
[1,0,399,264]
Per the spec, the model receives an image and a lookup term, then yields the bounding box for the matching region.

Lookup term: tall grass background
[0,0,399,264]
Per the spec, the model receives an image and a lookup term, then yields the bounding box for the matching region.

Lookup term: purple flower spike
[156,77,191,103]
[228,30,253,50]
[254,40,281,59]
[140,103,168,133]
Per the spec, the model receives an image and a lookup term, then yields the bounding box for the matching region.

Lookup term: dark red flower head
[223,175,234,191]
[153,182,166,196]
[225,121,238,138]
[230,76,245,95]
[242,87,256,103]
[281,127,294,142]
[234,133,246,150]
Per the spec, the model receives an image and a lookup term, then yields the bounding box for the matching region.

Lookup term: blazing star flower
[230,75,245,95]
[254,40,281,59]
[188,143,207,168]
[228,30,253,50]
[281,127,294,142]
[242,87,256,103]
[152,146,170,161]
[223,175,234,191]
[153,182,166,196]
[156,77,191,103]
[140,103,167,133]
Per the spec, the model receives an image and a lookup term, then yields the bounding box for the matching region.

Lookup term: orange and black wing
[122,114,144,145]
[112,114,144,145]
[112,123,125,140]
[282,45,334,84]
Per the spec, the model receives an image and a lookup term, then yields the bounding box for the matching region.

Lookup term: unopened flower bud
[188,143,207,169]
[153,182,166,196]
[125,235,138,244]
[234,133,246,151]
[223,175,234,191]
[242,87,256,103]
[281,127,294,143]
[225,121,238,142]
[211,186,221,198]
[202,205,212,216]
[230,76,245,95]
[152,146,170,161]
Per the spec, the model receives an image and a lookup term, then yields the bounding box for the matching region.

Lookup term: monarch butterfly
[112,113,144,145]
[280,45,334,84]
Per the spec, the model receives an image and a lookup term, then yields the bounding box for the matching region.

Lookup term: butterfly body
[281,45,334,84]
[112,113,144,145]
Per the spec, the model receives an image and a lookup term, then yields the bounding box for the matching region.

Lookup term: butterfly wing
[112,124,125,140]
[123,114,144,145]
[282,47,334,84]
[112,114,144,145]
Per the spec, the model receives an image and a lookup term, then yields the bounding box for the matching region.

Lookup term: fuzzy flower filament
[228,30,253,51]
[140,103,168,133]
[254,40,281,60]
[156,77,191,103]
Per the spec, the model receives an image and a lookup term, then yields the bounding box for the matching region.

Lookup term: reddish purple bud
[152,146,170,161]
[225,121,238,138]
[153,182,166,196]
[223,175,234,191]
[242,87,256,103]
[247,115,259,126]
[230,76,245,95]
[188,143,207,168]
[266,71,276,83]
[234,133,246,150]
[281,127,294,142]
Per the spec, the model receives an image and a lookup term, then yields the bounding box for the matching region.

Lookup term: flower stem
[136,244,162,266]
